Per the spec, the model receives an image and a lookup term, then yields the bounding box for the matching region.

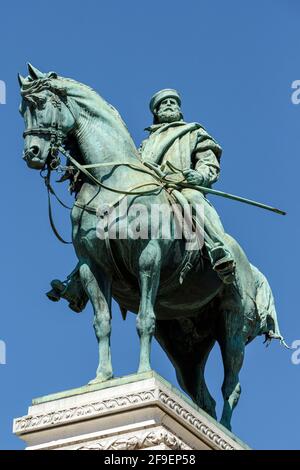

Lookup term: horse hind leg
[176,337,217,420]
[218,312,245,431]
[195,340,217,419]
[79,262,113,383]
[136,240,161,374]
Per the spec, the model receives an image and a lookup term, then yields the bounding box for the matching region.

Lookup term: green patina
[19,65,287,431]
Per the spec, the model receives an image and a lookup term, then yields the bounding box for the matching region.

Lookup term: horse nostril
[30,145,40,156]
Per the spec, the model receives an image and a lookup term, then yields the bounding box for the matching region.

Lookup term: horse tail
[250,264,290,349]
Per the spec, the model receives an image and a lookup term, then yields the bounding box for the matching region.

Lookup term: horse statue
[19,63,287,431]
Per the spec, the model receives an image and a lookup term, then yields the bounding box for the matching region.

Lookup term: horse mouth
[24,154,45,169]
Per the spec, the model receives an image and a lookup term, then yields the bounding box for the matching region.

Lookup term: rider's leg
[181,188,235,283]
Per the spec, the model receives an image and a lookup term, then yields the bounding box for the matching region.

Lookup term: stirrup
[179,261,193,285]
[214,259,236,284]
[46,279,66,301]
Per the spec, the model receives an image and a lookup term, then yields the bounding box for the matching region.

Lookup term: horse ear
[48,71,58,79]
[18,73,26,88]
[27,63,44,80]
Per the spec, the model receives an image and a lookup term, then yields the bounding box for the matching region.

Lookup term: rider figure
[140,89,235,284]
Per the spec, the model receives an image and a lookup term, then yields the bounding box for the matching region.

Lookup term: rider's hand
[182,169,204,186]
[143,160,166,178]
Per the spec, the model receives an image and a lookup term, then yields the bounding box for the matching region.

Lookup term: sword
[163,161,286,216]
[179,182,286,216]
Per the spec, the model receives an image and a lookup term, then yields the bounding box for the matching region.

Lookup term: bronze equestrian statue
[19,64,287,430]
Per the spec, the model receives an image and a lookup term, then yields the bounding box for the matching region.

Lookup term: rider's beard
[156,108,182,123]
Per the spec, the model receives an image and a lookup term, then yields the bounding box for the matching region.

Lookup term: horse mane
[59,77,128,127]
[20,69,139,194]
[20,72,136,152]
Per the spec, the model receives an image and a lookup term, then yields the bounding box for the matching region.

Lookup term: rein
[37,145,177,245]
[58,145,169,195]
[40,168,73,244]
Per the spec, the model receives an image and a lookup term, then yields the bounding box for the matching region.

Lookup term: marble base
[13,371,250,450]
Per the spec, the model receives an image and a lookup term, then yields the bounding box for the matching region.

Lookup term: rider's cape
[140,121,222,179]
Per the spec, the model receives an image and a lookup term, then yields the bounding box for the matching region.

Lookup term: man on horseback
[46,87,236,305]
[140,89,235,284]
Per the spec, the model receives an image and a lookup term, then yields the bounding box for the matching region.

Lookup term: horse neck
[73,110,140,183]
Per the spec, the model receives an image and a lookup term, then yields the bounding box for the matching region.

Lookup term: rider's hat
[149,89,181,114]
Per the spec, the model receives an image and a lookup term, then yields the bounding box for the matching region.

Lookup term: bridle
[22,92,77,243]
[22,89,171,187]
[23,92,67,171]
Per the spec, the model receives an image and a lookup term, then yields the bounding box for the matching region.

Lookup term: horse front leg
[218,312,245,431]
[137,240,161,374]
[79,262,113,383]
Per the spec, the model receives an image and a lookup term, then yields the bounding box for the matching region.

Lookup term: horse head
[19,63,139,174]
[19,63,76,170]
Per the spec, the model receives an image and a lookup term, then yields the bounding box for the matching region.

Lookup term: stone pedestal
[13,371,249,450]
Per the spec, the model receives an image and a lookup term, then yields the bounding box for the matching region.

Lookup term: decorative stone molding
[13,372,249,450]
[77,430,190,451]
[14,390,156,433]
[159,392,234,450]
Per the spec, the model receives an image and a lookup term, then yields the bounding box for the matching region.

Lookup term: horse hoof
[88,374,113,385]
[137,366,152,374]
[220,420,232,432]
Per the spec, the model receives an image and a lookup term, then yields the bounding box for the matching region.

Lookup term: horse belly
[112,266,222,320]
[157,268,221,319]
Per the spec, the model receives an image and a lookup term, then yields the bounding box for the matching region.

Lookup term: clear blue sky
[0,0,299,450]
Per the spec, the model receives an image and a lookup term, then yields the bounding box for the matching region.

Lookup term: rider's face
[155,98,182,123]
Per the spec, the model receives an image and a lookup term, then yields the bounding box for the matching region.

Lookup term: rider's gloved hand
[143,160,166,178]
[182,169,204,186]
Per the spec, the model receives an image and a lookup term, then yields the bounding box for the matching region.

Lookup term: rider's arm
[194,150,220,187]
[193,130,222,188]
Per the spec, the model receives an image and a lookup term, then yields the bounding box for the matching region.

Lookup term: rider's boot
[46,275,88,313]
[209,246,236,284]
